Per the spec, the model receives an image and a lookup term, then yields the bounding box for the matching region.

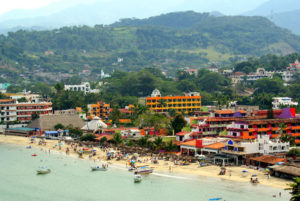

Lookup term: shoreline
[0,135,291,189]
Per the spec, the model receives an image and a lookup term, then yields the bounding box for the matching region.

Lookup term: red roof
[176,131,190,136]
[181,140,197,147]
[215,110,235,114]
[186,69,197,72]
[203,142,225,150]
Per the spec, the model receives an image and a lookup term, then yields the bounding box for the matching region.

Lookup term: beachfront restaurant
[44,130,69,139]
[213,154,238,166]
[4,127,37,137]
[180,140,202,156]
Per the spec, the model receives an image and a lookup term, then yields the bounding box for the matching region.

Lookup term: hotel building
[146,89,201,114]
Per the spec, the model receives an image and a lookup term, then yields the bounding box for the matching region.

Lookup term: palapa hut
[270,162,300,179]
[82,116,108,133]
[28,114,85,131]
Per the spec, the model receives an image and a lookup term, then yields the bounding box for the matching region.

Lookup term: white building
[0,99,17,122]
[121,129,141,138]
[151,88,161,97]
[272,97,298,109]
[64,82,90,94]
[223,135,289,155]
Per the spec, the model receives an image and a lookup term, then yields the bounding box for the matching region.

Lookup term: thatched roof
[28,114,85,130]
[272,164,300,177]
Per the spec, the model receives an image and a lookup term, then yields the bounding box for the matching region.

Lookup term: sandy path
[0,135,291,189]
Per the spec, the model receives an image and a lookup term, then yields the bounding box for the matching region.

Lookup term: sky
[0,0,270,15]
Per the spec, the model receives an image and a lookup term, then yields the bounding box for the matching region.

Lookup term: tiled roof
[249,155,287,165]
[203,142,225,150]
[238,110,247,114]
[181,140,196,147]
[215,110,234,114]
[0,99,15,102]
[176,131,190,136]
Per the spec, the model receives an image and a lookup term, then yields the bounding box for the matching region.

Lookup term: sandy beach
[0,135,291,189]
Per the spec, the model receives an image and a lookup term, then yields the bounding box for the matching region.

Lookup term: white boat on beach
[91,166,107,171]
[37,167,51,174]
[134,174,142,183]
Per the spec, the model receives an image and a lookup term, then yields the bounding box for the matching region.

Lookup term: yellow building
[146,90,201,114]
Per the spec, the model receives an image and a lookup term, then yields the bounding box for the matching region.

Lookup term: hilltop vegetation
[0,11,300,83]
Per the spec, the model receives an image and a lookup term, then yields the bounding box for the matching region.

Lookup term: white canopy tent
[81,116,107,132]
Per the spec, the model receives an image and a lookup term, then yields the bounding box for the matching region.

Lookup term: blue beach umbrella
[251,174,257,177]
[242,170,248,173]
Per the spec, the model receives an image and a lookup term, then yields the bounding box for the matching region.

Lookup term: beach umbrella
[107,153,111,156]
[265,168,269,172]
[93,149,97,152]
[251,174,257,177]
[242,170,248,173]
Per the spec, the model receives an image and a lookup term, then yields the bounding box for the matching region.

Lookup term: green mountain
[0,11,300,84]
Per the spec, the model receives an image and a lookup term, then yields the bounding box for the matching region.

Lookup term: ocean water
[0,143,291,201]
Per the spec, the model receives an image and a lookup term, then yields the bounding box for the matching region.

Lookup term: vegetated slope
[0,11,300,83]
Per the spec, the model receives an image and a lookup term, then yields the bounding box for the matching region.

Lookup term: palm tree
[113,131,123,145]
[54,82,64,96]
[153,136,164,151]
[285,177,300,201]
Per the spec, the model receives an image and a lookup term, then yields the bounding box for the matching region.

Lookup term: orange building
[146,91,201,114]
[89,102,110,120]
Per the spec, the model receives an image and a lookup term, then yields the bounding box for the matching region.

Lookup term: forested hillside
[1,11,300,84]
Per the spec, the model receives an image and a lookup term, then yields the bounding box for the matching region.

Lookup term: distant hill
[244,0,300,35]
[1,11,300,83]
[245,0,300,16]
[0,0,267,34]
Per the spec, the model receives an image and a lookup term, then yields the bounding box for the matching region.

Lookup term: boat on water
[91,166,108,171]
[208,198,222,201]
[134,174,142,183]
[134,166,153,174]
[128,167,136,171]
[37,167,51,174]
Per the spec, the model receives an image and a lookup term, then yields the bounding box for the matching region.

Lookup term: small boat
[26,146,32,149]
[208,198,222,201]
[128,167,136,171]
[134,174,142,183]
[91,166,107,171]
[37,167,51,174]
[32,154,37,157]
[135,166,153,174]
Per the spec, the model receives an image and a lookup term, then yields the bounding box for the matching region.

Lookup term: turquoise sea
[0,143,290,201]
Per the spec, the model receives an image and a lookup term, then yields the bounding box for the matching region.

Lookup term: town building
[64,82,91,94]
[16,100,52,123]
[272,97,298,109]
[146,89,201,114]
[0,99,17,122]
[184,69,198,76]
[89,102,110,120]
[0,83,11,93]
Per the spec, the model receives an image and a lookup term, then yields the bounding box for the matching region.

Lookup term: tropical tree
[164,141,178,152]
[54,123,65,130]
[138,136,149,148]
[113,131,123,145]
[153,136,164,151]
[110,106,121,126]
[285,177,300,201]
[54,82,64,96]
[171,113,187,134]
[80,134,96,141]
